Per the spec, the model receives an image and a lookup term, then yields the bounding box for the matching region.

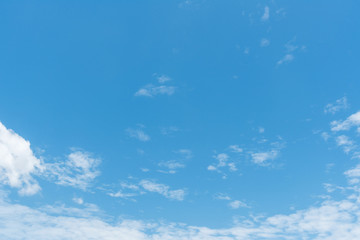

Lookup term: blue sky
[1,1,360,239]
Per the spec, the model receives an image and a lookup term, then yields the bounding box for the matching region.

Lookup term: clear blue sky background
[1,0,360,236]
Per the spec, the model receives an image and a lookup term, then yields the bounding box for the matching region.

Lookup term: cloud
[139,180,185,201]
[135,85,176,97]
[229,200,248,209]
[251,150,279,166]
[45,151,101,190]
[160,126,179,135]
[176,149,193,159]
[260,38,270,47]
[331,111,360,132]
[0,122,42,196]
[2,165,360,240]
[156,74,171,83]
[109,180,186,201]
[261,6,270,21]
[336,135,355,154]
[126,128,150,142]
[277,54,294,65]
[325,97,349,114]
[207,153,237,172]
[229,145,243,153]
[158,160,185,174]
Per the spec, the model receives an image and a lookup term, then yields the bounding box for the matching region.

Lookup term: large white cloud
[0,122,42,195]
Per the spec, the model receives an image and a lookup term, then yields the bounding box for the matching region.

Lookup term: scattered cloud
[251,150,279,166]
[108,180,185,201]
[155,74,171,83]
[0,122,42,196]
[135,74,176,97]
[126,128,150,142]
[331,111,360,132]
[158,160,185,174]
[325,97,349,114]
[207,153,237,172]
[258,127,265,134]
[229,145,243,153]
[139,180,185,201]
[175,149,193,159]
[160,126,179,135]
[135,85,176,97]
[277,54,294,65]
[261,6,270,21]
[45,151,101,190]
[260,38,270,47]
[336,135,355,154]
[72,197,84,205]
[229,200,248,209]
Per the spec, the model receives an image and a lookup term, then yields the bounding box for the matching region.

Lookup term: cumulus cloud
[0,122,42,196]
[324,97,349,114]
[261,6,270,21]
[126,128,150,142]
[331,111,360,132]
[45,151,101,190]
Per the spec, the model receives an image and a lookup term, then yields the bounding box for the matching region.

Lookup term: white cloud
[258,127,265,133]
[260,38,270,47]
[135,85,175,97]
[158,160,185,174]
[229,200,248,209]
[156,74,171,83]
[336,135,355,154]
[277,54,294,65]
[139,180,185,201]
[261,6,270,21]
[251,150,279,166]
[345,164,360,184]
[45,151,101,190]
[2,172,360,240]
[160,126,179,135]
[72,197,84,205]
[324,97,349,114]
[229,145,243,153]
[207,153,238,173]
[126,128,150,142]
[331,111,360,132]
[0,122,42,196]
[176,149,193,159]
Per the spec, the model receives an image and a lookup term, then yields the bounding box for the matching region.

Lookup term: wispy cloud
[325,97,349,114]
[126,128,150,142]
[45,151,101,190]
[277,54,294,65]
[135,85,175,97]
[331,111,360,132]
[207,153,237,172]
[261,6,270,21]
[251,149,279,166]
[260,38,270,47]
[139,180,185,201]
